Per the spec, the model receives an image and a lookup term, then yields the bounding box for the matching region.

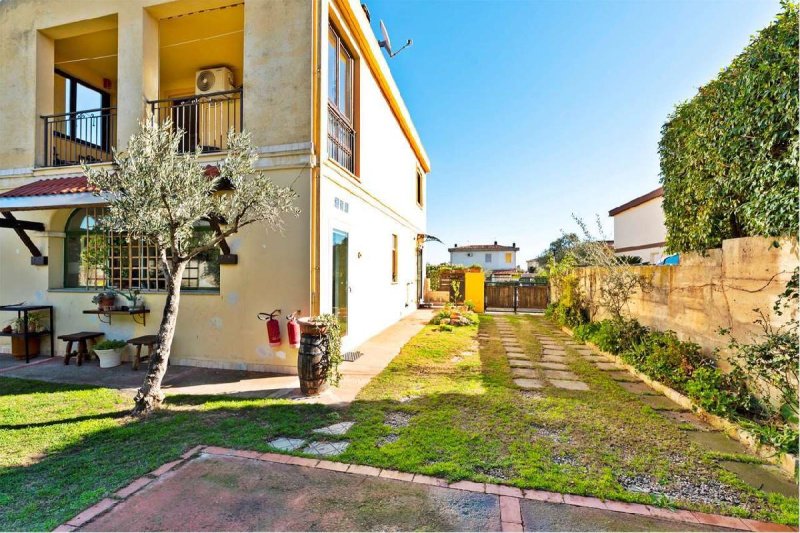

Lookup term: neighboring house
[0,0,430,375]
[525,258,540,273]
[449,242,518,272]
[608,187,666,264]
[488,269,519,283]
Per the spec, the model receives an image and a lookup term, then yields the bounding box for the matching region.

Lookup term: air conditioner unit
[467,252,473,257]
[195,67,234,95]
[195,67,236,151]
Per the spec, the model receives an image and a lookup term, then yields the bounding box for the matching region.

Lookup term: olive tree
[83,121,299,415]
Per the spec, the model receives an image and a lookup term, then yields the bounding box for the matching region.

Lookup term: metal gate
[485,282,549,312]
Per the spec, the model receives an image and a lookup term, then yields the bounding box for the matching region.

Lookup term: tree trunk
[132,262,186,416]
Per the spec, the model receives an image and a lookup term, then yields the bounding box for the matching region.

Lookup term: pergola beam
[1,212,47,265]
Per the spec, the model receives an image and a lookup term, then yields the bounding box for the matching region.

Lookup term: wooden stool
[58,332,104,366]
[128,335,159,370]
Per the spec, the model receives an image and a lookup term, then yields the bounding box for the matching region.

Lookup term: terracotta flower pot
[297,317,328,336]
[11,336,40,360]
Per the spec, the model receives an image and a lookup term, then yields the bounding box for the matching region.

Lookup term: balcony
[148,89,243,154]
[327,103,355,173]
[42,107,117,167]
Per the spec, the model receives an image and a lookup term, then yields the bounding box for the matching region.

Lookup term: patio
[0,309,433,405]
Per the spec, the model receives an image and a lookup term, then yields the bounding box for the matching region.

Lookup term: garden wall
[570,236,798,365]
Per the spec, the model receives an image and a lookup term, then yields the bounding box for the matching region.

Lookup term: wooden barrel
[297,333,329,396]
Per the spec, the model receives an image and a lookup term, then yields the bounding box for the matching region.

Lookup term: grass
[0,314,797,530]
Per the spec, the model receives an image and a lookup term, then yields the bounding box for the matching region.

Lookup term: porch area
[0,309,433,404]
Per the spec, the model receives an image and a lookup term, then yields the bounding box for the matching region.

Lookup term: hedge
[659,2,799,253]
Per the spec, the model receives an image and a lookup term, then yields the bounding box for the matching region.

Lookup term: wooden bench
[128,335,159,370]
[58,331,104,366]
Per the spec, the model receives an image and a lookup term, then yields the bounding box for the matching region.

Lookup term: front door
[332,229,349,335]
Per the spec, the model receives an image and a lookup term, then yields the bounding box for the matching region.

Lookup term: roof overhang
[609,187,664,217]
[0,192,108,212]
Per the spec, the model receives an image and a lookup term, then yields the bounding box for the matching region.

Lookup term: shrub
[94,339,127,350]
[573,322,600,342]
[685,367,756,417]
[659,3,799,252]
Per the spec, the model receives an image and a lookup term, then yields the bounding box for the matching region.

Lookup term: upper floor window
[64,207,220,291]
[328,26,353,121]
[416,170,424,207]
[56,72,110,147]
[485,253,492,263]
[327,25,356,173]
[505,252,512,263]
[391,234,399,283]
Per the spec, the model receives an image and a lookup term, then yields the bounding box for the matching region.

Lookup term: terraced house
[0,0,430,374]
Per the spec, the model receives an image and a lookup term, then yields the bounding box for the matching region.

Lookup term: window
[485,253,492,263]
[332,229,349,335]
[416,170,424,207]
[505,252,512,263]
[391,234,398,283]
[327,25,356,172]
[328,26,353,121]
[64,208,220,291]
[56,71,111,148]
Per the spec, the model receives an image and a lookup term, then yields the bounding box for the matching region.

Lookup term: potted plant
[92,290,117,311]
[296,314,343,395]
[115,288,142,310]
[93,339,127,368]
[8,314,44,360]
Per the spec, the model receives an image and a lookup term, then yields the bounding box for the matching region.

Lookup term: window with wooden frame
[64,207,220,291]
[416,170,424,207]
[327,24,356,173]
[55,71,112,150]
[391,234,398,283]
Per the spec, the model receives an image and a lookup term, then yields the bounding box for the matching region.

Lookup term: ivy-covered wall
[659,2,799,253]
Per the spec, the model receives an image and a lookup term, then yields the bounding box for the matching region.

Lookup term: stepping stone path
[313,421,355,436]
[494,318,589,392]
[567,338,796,498]
[302,441,350,456]
[267,438,306,452]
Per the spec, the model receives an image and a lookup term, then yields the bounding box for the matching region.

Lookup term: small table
[83,308,150,326]
[128,335,159,370]
[0,304,55,363]
[58,331,104,366]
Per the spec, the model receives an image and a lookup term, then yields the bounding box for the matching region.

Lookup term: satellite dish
[378,19,413,58]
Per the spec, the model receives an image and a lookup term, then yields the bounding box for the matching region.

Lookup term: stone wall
[570,236,798,363]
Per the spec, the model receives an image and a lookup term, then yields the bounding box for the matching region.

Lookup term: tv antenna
[379,20,413,58]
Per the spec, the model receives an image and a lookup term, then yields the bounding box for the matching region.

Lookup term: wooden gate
[485,282,549,311]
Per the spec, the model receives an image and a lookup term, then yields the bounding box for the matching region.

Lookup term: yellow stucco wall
[0,0,429,373]
[464,271,484,313]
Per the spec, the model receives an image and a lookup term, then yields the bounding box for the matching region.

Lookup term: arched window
[64,208,220,291]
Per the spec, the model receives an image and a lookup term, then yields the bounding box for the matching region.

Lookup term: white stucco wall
[450,250,516,271]
[612,197,667,263]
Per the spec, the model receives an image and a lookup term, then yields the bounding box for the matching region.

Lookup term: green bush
[573,322,599,342]
[685,367,755,417]
[659,3,799,252]
[94,339,127,350]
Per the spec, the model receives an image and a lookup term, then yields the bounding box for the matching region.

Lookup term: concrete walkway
[0,309,433,406]
[66,448,752,532]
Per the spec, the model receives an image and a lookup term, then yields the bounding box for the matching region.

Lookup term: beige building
[0,0,430,374]
[608,187,666,264]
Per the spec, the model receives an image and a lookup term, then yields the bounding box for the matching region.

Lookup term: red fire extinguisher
[286,310,301,349]
[257,309,282,347]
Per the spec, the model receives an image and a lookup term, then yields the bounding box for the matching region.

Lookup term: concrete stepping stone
[543,369,580,381]
[639,395,687,411]
[605,371,640,382]
[684,430,751,455]
[594,362,619,371]
[720,461,798,498]
[541,355,567,363]
[550,379,589,391]
[514,378,544,390]
[313,421,355,436]
[268,437,306,451]
[660,411,714,431]
[506,348,526,355]
[581,355,607,362]
[616,381,659,396]
[511,368,539,379]
[303,440,350,456]
[509,359,535,369]
[533,362,569,371]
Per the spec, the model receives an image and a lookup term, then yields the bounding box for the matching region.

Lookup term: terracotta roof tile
[0,176,97,198]
[448,244,519,252]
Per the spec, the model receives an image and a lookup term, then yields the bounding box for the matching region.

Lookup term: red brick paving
[64,446,793,531]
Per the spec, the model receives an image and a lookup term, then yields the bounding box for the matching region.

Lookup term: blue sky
[366,0,782,265]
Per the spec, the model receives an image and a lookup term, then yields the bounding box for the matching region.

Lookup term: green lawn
[1,314,797,530]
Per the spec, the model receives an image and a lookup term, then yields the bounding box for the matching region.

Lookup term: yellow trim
[311,0,322,316]
[331,0,431,173]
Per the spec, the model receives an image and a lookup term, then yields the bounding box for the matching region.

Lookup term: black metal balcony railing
[327,103,355,173]
[42,107,117,167]
[148,89,243,154]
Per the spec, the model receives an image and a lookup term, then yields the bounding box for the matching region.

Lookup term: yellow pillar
[464,271,485,313]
